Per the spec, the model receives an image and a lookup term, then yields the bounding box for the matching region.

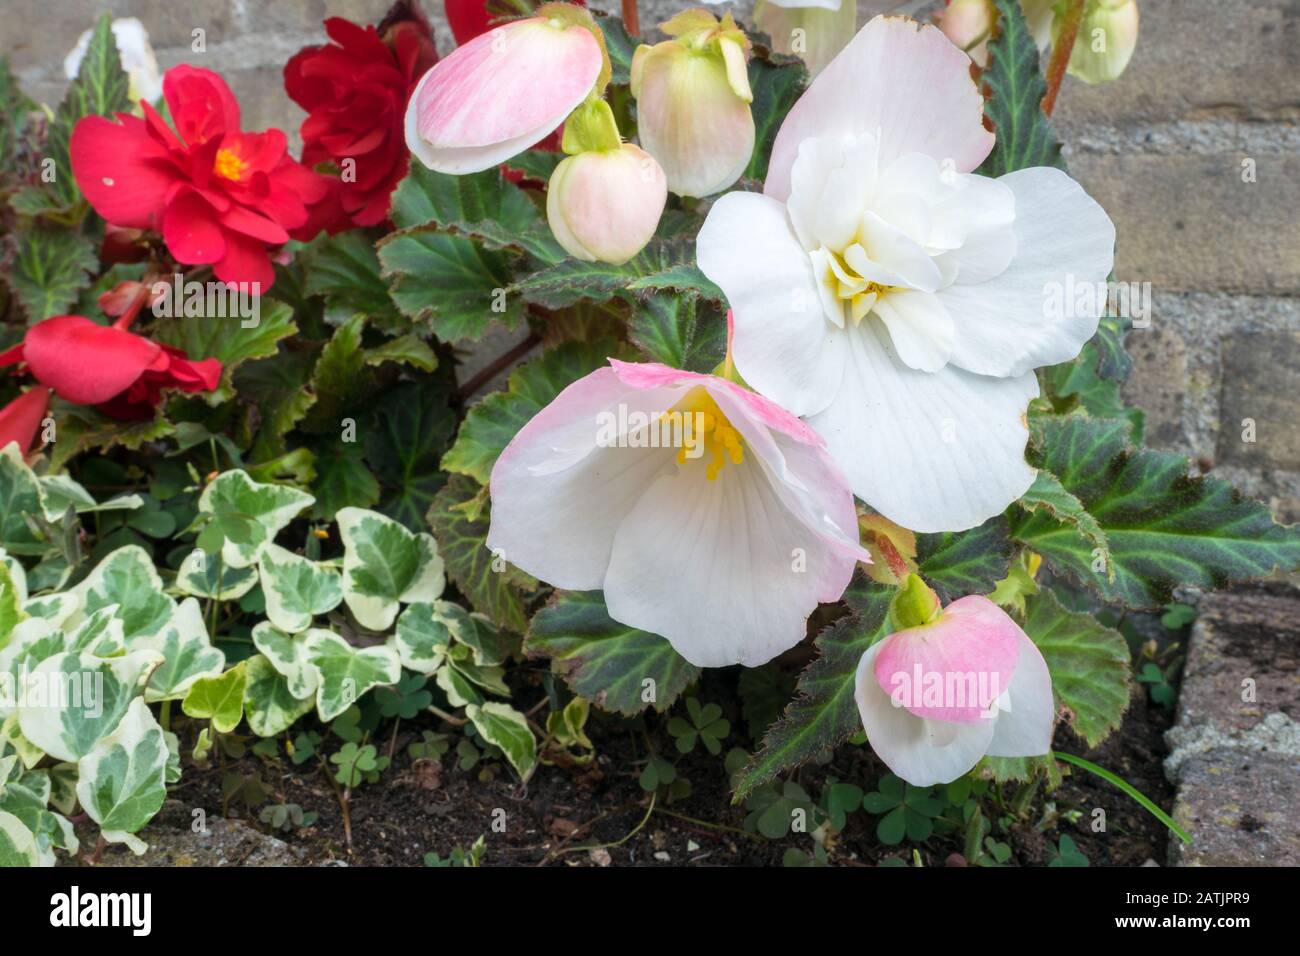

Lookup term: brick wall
[7,0,1298,520]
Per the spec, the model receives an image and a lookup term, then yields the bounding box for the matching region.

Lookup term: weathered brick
[1055,0,1300,127]
[1169,748,1300,866]
[1068,152,1300,296]
[1122,325,1187,448]
[1217,331,1300,471]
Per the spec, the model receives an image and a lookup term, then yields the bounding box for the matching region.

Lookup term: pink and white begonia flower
[405,11,604,174]
[855,579,1055,785]
[697,16,1116,533]
[487,359,869,667]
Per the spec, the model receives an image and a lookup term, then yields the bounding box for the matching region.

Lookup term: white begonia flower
[697,16,1115,533]
[64,17,163,105]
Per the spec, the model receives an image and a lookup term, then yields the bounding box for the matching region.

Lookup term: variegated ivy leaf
[303,630,401,721]
[76,697,168,855]
[1,547,27,607]
[466,701,537,779]
[459,612,515,667]
[251,622,320,700]
[0,444,45,554]
[243,654,314,737]
[163,731,181,784]
[197,470,315,570]
[17,649,161,762]
[337,507,445,631]
[0,809,40,866]
[436,663,481,707]
[390,601,459,675]
[0,769,78,862]
[38,474,143,522]
[47,763,78,815]
[70,545,175,643]
[1,714,45,769]
[258,543,344,633]
[181,661,247,734]
[175,548,258,601]
[0,618,64,720]
[21,592,79,628]
[136,598,226,703]
[63,605,127,657]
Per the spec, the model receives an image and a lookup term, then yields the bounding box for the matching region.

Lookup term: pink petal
[873,595,1022,724]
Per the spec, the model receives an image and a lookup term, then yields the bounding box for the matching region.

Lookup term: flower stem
[1042,0,1085,117]
[622,0,640,36]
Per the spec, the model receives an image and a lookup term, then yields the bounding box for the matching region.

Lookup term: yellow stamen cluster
[822,249,893,325]
[666,386,745,481]
[213,147,248,182]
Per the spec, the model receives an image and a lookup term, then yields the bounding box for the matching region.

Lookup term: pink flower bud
[546,144,667,264]
[938,0,997,67]
[405,12,604,174]
[1064,0,1139,84]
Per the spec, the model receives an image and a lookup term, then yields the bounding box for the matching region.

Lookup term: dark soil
[170,664,1175,868]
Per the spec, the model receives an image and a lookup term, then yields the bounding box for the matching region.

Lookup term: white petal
[855,642,995,786]
[856,213,942,292]
[872,291,955,373]
[986,631,1056,758]
[766,16,994,202]
[697,191,848,417]
[487,369,683,589]
[808,320,1039,533]
[941,167,1116,378]
[603,458,850,668]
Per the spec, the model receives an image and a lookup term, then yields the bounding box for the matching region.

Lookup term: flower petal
[986,630,1056,758]
[697,191,848,417]
[872,291,954,373]
[487,367,681,589]
[765,16,994,202]
[941,167,1116,378]
[162,189,226,264]
[22,316,159,405]
[603,446,851,668]
[69,114,176,228]
[873,595,1022,723]
[808,319,1038,533]
[406,18,602,174]
[0,387,51,455]
[855,640,995,786]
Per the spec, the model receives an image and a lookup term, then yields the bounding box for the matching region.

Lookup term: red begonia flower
[69,65,330,290]
[0,316,222,421]
[284,5,438,230]
[0,387,51,456]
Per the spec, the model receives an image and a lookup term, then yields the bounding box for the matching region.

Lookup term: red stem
[111,281,154,331]
[621,0,639,37]
[1042,0,1085,117]
[458,332,542,400]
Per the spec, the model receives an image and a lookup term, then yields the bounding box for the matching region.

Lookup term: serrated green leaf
[1012,415,1300,608]
[300,230,404,330]
[1022,589,1129,747]
[627,294,728,373]
[338,507,444,631]
[303,630,401,721]
[9,227,97,321]
[365,377,458,527]
[466,701,537,779]
[508,240,721,309]
[977,0,1064,177]
[732,575,892,799]
[47,404,176,473]
[153,301,297,403]
[309,439,380,522]
[257,543,343,634]
[745,52,806,181]
[524,590,700,716]
[1017,471,1109,574]
[916,516,1014,603]
[427,475,537,633]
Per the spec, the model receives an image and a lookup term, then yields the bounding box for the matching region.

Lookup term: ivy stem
[1042,0,1085,117]
[622,0,640,36]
